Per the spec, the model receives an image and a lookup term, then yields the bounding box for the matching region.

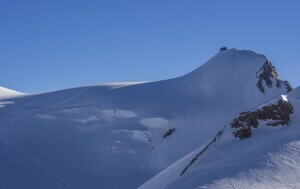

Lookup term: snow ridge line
[180,124,227,176]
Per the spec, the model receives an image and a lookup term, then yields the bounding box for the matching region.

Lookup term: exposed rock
[256,60,292,93]
[230,99,294,139]
[233,127,252,139]
[231,112,259,129]
[163,128,176,138]
[261,100,294,126]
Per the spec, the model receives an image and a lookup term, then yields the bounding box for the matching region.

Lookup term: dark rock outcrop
[233,127,252,139]
[256,60,292,93]
[231,99,294,139]
[163,128,176,138]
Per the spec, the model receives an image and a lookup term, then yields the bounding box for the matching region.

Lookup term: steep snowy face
[181,49,291,110]
[184,49,267,91]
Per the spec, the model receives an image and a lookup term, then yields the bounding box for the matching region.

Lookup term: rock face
[233,127,252,139]
[231,99,294,139]
[256,60,292,93]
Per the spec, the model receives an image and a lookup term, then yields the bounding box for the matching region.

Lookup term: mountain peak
[186,48,267,78]
[256,59,292,93]
[218,48,266,57]
[183,49,291,97]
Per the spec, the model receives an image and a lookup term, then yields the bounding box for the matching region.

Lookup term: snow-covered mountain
[0,49,297,189]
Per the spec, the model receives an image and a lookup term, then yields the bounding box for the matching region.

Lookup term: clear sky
[1,0,299,93]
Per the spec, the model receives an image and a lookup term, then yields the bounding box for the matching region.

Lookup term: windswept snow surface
[0,49,293,188]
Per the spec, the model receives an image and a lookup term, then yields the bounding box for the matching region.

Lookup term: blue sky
[1,0,299,93]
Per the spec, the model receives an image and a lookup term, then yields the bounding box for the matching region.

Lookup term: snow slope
[0,86,24,99]
[140,87,300,189]
[0,49,293,189]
